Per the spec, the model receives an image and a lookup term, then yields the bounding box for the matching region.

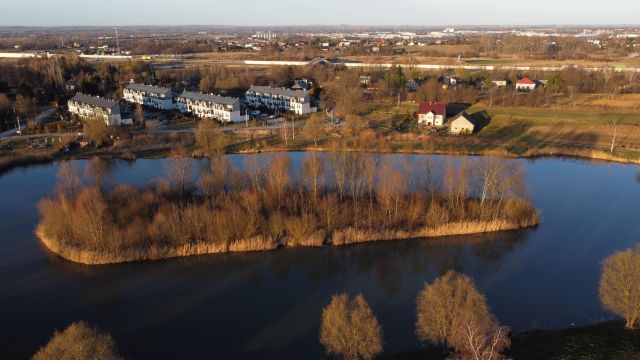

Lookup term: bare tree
[198,156,230,203]
[342,115,366,148]
[416,271,492,347]
[83,157,111,190]
[164,146,193,204]
[73,187,109,248]
[82,115,109,146]
[195,119,219,156]
[320,293,383,360]
[56,161,83,199]
[599,246,640,329]
[264,153,291,205]
[301,153,325,199]
[449,319,510,360]
[33,321,122,360]
[303,113,325,146]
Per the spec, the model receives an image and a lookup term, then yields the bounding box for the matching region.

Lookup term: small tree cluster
[416,271,510,360]
[320,293,383,360]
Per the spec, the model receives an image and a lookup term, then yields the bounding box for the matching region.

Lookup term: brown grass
[37,219,534,265]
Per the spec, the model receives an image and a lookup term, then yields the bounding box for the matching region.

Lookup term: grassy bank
[383,321,640,360]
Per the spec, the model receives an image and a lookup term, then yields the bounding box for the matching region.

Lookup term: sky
[0,0,639,27]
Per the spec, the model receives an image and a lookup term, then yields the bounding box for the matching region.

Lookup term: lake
[1,153,639,359]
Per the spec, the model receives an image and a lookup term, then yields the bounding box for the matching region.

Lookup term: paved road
[153,56,640,73]
[0,107,58,140]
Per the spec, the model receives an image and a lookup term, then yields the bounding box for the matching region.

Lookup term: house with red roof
[418,102,447,126]
[515,77,538,91]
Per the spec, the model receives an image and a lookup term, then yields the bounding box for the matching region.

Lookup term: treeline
[37,153,539,264]
[0,56,153,130]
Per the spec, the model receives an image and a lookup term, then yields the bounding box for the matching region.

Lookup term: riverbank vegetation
[32,321,122,360]
[37,152,539,264]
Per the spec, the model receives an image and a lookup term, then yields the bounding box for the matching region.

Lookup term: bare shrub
[416,271,510,359]
[320,293,383,360]
[416,271,491,347]
[32,321,122,360]
[600,246,640,329]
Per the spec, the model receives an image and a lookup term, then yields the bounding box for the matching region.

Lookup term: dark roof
[177,91,239,106]
[418,102,446,116]
[247,85,309,98]
[450,112,475,124]
[70,93,119,109]
[126,83,172,95]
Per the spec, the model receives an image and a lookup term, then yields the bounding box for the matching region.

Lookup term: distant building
[491,80,507,87]
[444,76,461,86]
[68,93,132,126]
[176,91,242,122]
[405,78,424,92]
[253,32,278,40]
[418,102,447,126]
[123,83,175,110]
[245,85,314,115]
[450,112,476,134]
[516,77,538,91]
[291,78,313,91]
[65,79,77,92]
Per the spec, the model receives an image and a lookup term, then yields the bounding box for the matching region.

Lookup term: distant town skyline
[0,0,639,27]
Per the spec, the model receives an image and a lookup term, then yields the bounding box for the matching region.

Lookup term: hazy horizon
[1,0,639,27]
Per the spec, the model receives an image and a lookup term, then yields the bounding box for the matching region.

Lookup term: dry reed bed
[37,219,535,265]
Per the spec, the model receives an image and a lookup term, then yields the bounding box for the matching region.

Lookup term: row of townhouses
[68,93,132,126]
[245,85,313,115]
[122,83,175,110]
[68,83,316,126]
[176,91,243,122]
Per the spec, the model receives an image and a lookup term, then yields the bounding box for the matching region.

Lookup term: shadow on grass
[382,321,640,360]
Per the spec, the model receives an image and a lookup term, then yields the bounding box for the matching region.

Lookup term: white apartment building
[245,85,314,115]
[176,91,242,122]
[123,83,175,110]
[68,93,132,126]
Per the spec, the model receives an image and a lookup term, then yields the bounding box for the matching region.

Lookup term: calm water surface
[1,154,640,359]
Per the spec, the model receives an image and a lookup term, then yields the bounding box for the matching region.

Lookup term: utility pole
[13,107,22,135]
[610,120,618,155]
[245,111,249,128]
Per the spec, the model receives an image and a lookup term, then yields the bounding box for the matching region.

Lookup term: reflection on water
[1,155,640,359]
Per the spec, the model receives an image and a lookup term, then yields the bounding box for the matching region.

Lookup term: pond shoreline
[3,143,639,175]
[37,220,537,265]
